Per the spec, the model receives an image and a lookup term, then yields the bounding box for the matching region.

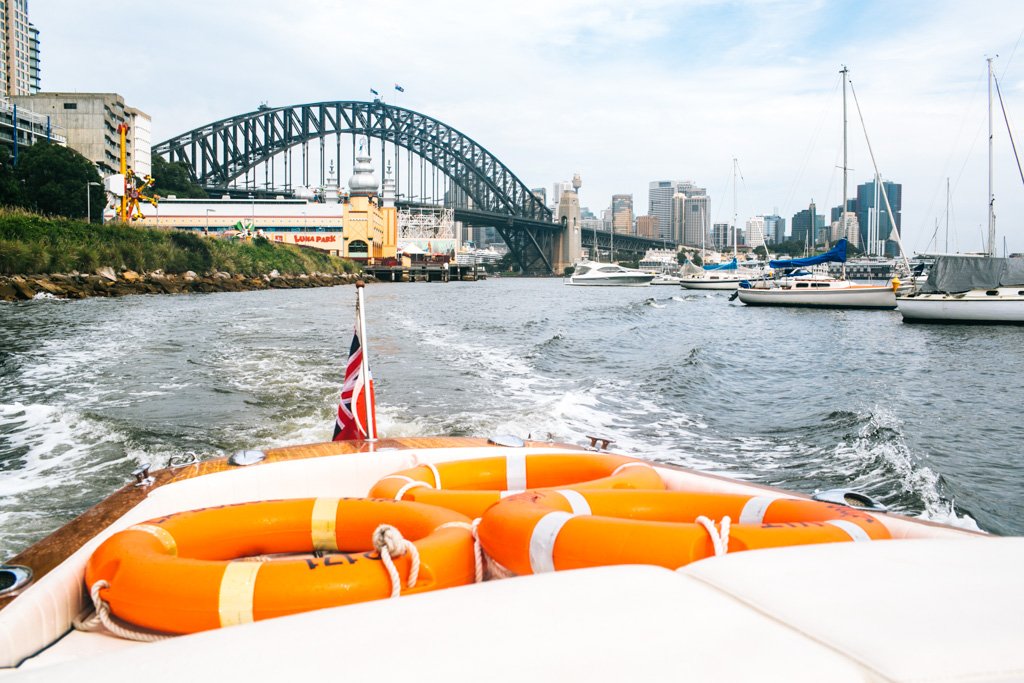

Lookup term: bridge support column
[554,190,582,274]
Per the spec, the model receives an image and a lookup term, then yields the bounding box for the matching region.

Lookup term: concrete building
[611,194,633,234]
[636,215,659,239]
[13,91,138,175]
[830,213,860,247]
[531,187,546,207]
[0,94,65,153]
[2,0,37,97]
[648,180,676,241]
[125,107,151,177]
[711,223,732,251]
[745,216,766,248]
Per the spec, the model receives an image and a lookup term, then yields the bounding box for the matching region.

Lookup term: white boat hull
[567,276,652,287]
[679,277,746,290]
[898,288,1024,323]
[736,285,896,309]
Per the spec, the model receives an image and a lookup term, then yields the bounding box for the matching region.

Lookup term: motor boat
[1,435,1021,681]
[566,260,654,286]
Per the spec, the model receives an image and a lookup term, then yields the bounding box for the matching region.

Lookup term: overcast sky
[31,0,1024,253]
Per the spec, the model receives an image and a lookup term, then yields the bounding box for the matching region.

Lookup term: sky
[30,0,1024,253]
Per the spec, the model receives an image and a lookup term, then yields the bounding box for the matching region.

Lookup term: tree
[0,147,23,207]
[15,142,104,221]
[753,245,768,258]
[151,155,208,198]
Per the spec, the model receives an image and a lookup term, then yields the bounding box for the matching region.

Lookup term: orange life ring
[368,452,665,517]
[478,489,891,575]
[85,498,475,634]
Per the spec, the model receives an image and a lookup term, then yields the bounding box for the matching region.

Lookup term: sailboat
[897,59,1024,324]
[735,66,900,310]
[680,159,761,290]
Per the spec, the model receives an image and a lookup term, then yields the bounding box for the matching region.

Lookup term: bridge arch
[152,101,561,271]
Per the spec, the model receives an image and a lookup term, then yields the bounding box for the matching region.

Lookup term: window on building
[63,102,77,110]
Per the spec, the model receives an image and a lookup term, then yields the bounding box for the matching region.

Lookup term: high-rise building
[711,223,731,251]
[14,92,143,176]
[791,201,825,247]
[531,187,547,207]
[551,181,572,210]
[125,107,151,177]
[611,194,633,234]
[2,0,36,96]
[745,216,766,248]
[636,215,659,239]
[856,179,902,256]
[648,180,676,241]
[763,214,785,244]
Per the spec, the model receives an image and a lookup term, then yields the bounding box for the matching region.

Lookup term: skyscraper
[856,179,902,256]
[2,0,37,97]
[611,194,633,234]
[648,180,676,241]
[791,201,825,248]
[745,216,766,248]
[763,215,786,244]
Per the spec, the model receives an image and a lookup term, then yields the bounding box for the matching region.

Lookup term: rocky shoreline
[0,267,368,302]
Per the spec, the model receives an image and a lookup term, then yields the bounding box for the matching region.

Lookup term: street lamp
[205,208,216,235]
[86,181,100,224]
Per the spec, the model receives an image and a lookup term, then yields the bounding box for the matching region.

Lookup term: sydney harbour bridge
[152,100,673,274]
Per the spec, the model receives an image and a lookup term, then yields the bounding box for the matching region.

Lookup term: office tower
[611,194,633,234]
[711,223,730,250]
[636,215,659,239]
[551,181,572,210]
[856,179,902,256]
[648,180,676,241]
[791,201,825,247]
[763,214,785,244]
[531,187,547,207]
[745,216,766,248]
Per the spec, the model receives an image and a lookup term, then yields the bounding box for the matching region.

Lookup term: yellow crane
[114,122,159,222]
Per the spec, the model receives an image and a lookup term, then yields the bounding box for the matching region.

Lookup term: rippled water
[2,279,1022,557]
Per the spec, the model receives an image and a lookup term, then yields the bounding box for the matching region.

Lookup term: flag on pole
[370,88,380,97]
[333,283,377,442]
[394,84,405,92]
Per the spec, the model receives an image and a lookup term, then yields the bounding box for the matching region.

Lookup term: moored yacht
[566,260,654,286]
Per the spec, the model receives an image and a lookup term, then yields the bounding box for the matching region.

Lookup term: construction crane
[114,122,159,222]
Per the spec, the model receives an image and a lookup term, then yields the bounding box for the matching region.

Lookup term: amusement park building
[124,154,398,263]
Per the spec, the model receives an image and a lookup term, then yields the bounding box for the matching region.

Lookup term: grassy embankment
[0,209,358,276]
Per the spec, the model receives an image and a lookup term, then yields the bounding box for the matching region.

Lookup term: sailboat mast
[732,157,738,262]
[988,57,996,256]
[945,177,950,253]
[841,65,848,279]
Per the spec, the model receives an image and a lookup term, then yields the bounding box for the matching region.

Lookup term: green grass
[0,209,359,276]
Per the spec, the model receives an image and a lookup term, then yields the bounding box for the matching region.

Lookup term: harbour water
[2,279,1022,558]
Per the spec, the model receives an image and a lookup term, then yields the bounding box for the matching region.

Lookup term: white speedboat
[1,435,1021,681]
[567,260,654,286]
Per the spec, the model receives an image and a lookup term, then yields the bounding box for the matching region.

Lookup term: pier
[364,260,487,283]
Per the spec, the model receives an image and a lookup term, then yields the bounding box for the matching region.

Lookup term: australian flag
[394,84,405,92]
[370,88,380,97]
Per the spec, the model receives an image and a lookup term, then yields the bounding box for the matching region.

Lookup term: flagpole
[355,280,376,442]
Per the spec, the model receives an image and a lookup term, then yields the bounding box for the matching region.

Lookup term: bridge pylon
[554,189,583,273]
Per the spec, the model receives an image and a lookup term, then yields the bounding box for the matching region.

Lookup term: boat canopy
[922,255,1024,293]
[704,258,738,271]
[770,239,848,268]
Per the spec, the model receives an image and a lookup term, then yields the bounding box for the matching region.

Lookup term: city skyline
[29,0,1024,253]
